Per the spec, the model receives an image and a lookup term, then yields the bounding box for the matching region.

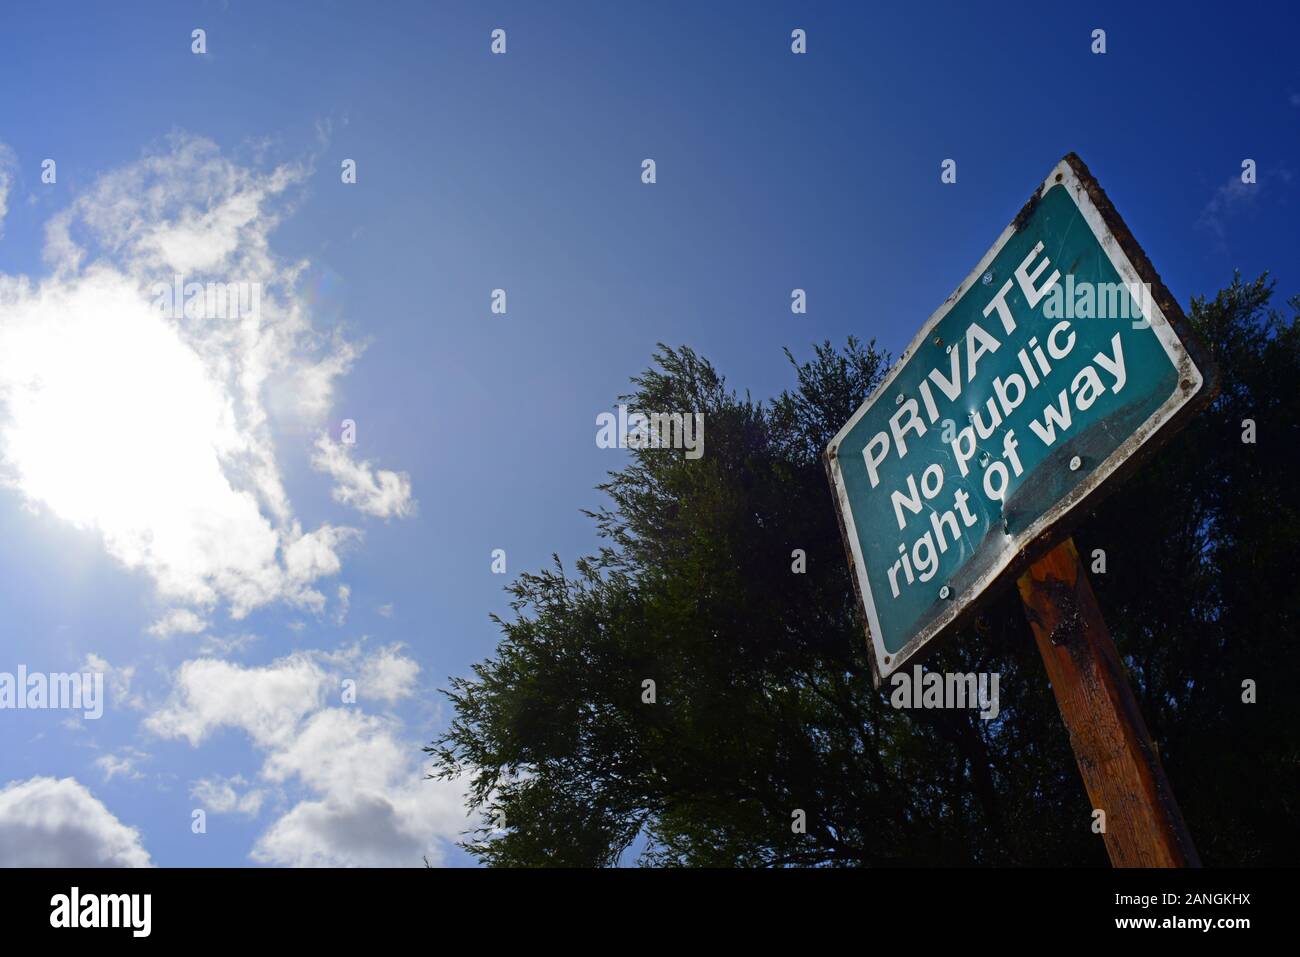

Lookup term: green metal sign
[825,155,1215,684]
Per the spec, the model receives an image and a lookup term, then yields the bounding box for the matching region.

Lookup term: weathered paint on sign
[826,154,1216,685]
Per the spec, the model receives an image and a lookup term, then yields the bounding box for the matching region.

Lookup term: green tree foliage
[428,274,1299,866]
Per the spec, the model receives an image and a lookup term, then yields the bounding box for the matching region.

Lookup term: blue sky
[0,1,1295,867]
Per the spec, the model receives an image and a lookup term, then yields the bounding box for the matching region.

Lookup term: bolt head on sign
[824,154,1216,685]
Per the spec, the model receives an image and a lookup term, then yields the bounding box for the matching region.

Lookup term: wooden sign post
[1018,537,1200,867]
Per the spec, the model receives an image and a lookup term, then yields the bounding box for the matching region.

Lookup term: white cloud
[251,776,467,867]
[0,134,397,622]
[94,751,146,782]
[0,776,151,866]
[357,644,420,704]
[149,645,464,866]
[1197,174,1260,243]
[197,631,258,656]
[190,774,265,816]
[82,652,143,710]
[312,435,415,519]
[250,793,418,867]
[253,708,465,867]
[145,652,329,748]
[0,142,15,239]
[334,583,351,626]
[148,608,208,638]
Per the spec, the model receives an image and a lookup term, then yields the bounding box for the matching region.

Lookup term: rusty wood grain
[1018,537,1201,867]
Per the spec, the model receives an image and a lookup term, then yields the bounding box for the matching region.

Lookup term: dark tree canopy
[428,274,1299,867]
